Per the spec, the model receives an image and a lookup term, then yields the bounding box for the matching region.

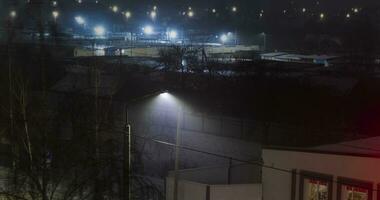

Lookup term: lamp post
[123,91,172,200]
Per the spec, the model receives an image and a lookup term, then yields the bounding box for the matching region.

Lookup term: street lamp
[52,10,59,21]
[232,6,237,12]
[10,10,17,19]
[123,90,179,200]
[143,25,154,35]
[125,11,132,19]
[150,11,157,20]
[112,5,119,13]
[168,30,178,40]
[187,10,194,18]
[94,26,105,36]
[320,13,325,20]
[220,34,228,43]
[75,16,85,25]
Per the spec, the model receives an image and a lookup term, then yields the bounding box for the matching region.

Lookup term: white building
[262,136,380,200]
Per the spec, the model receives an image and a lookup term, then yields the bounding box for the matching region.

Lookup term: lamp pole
[173,106,182,200]
[123,104,131,200]
[122,91,168,200]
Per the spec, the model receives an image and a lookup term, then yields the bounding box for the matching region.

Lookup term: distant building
[262,137,380,200]
[261,52,341,67]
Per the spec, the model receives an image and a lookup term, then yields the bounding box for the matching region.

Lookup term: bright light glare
[112,5,119,13]
[320,13,325,19]
[159,92,170,98]
[150,11,157,19]
[220,34,228,43]
[52,11,59,19]
[10,10,16,18]
[75,16,85,25]
[143,26,154,35]
[94,26,106,36]
[232,6,237,12]
[125,11,132,19]
[168,30,178,39]
[346,13,351,18]
[188,11,194,17]
[302,8,306,12]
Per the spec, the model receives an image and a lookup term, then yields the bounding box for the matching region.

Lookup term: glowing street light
[187,10,194,18]
[150,11,157,20]
[112,5,119,13]
[346,13,351,19]
[232,6,237,12]
[143,25,154,35]
[77,0,82,4]
[52,1,57,7]
[94,26,106,36]
[52,10,59,20]
[220,34,228,43]
[353,8,359,13]
[320,13,325,20]
[302,8,306,13]
[153,5,157,11]
[212,8,216,13]
[10,10,17,18]
[168,30,178,40]
[75,16,85,25]
[125,11,132,19]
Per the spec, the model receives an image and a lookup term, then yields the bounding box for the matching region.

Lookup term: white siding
[262,149,380,200]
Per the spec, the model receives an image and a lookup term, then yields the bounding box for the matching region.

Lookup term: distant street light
[75,16,85,25]
[320,13,325,20]
[232,6,237,12]
[153,5,157,11]
[353,8,359,13]
[10,10,17,18]
[187,10,194,18]
[220,34,228,43]
[150,11,157,20]
[346,13,351,19]
[125,11,132,19]
[52,10,59,20]
[94,26,106,36]
[168,30,178,40]
[212,8,216,13]
[143,25,154,35]
[112,5,119,13]
[302,8,306,13]
[52,1,57,7]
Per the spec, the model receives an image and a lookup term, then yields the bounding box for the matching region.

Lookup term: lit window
[304,178,329,200]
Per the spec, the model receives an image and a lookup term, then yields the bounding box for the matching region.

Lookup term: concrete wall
[125,97,261,178]
[167,164,261,185]
[262,149,380,200]
[166,177,262,200]
[210,184,262,200]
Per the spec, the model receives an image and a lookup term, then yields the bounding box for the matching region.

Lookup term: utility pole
[173,107,182,200]
[123,104,131,200]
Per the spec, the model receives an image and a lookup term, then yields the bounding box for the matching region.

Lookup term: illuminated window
[300,171,333,200]
[338,177,372,200]
[304,179,329,200]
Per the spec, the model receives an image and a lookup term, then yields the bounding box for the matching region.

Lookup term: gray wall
[121,95,262,180]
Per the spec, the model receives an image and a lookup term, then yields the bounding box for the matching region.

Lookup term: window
[338,177,372,200]
[300,171,333,200]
